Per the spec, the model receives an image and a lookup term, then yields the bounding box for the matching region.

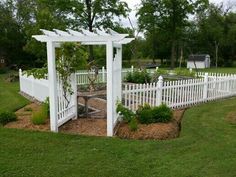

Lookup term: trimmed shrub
[152,104,173,123]
[138,108,154,124]
[0,111,17,125]
[136,103,152,124]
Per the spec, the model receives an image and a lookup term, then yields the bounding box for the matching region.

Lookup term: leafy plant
[116,102,135,123]
[0,111,17,125]
[152,104,173,123]
[138,108,154,124]
[31,101,49,125]
[136,103,152,124]
[174,68,196,77]
[125,70,151,84]
[129,118,138,131]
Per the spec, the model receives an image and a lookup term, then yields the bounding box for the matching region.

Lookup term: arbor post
[46,41,58,132]
[106,41,114,136]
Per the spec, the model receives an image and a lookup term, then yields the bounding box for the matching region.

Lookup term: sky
[121,0,235,28]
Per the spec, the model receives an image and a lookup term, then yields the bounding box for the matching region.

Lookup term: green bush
[136,104,152,124]
[138,108,154,124]
[152,104,173,123]
[125,70,151,84]
[156,69,168,75]
[0,111,17,125]
[31,101,49,125]
[116,102,134,123]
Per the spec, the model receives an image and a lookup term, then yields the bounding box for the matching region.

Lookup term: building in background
[187,54,211,69]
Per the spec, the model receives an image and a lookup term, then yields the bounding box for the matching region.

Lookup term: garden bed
[116,109,185,140]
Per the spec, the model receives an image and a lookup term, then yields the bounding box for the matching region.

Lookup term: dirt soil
[116,109,185,140]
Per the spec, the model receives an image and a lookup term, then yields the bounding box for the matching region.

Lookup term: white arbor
[33,28,134,136]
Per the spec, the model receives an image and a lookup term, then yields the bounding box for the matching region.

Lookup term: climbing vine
[25,42,88,107]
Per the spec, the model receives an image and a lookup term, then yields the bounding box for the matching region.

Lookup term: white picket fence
[123,73,236,112]
[19,69,77,127]
[19,69,49,102]
[75,66,135,85]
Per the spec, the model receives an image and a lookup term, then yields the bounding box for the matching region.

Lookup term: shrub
[129,118,138,131]
[136,104,154,124]
[0,111,17,125]
[116,102,134,123]
[156,69,168,75]
[125,70,151,84]
[138,108,154,124]
[152,104,173,123]
[174,68,196,77]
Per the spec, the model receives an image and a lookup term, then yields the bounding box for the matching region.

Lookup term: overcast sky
[121,0,236,28]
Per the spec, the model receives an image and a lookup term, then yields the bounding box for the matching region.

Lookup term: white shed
[187,54,210,69]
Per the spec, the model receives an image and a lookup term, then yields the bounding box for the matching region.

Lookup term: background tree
[70,0,130,61]
[137,0,209,68]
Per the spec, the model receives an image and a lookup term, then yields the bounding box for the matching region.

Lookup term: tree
[194,3,236,67]
[137,0,209,68]
[71,0,130,61]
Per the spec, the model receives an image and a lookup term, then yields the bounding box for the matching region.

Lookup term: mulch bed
[5,101,186,140]
[5,103,50,131]
[116,109,186,140]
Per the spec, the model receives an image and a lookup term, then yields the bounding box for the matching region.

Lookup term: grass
[0,73,29,113]
[0,98,236,177]
[196,67,236,73]
[0,69,236,176]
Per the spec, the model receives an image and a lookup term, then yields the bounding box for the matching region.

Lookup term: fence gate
[57,73,77,127]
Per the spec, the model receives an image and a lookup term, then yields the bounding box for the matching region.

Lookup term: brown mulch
[5,103,50,131]
[5,100,186,140]
[59,118,107,136]
[116,109,186,140]
[225,111,236,124]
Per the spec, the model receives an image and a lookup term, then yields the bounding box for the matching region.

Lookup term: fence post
[102,66,105,82]
[157,76,163,106]
[19,69,22,92]
[203,73,208,101]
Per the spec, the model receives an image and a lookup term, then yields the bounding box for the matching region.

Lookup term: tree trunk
[171,40,176,69]
[215,41,219,68]
[86,0,94,62]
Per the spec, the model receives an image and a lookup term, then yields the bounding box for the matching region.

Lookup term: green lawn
[0,73,29,113]
[0,98,236,177]
[0,70,236,177]
[197,67,236,73]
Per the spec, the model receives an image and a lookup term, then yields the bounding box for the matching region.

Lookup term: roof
[32,28,134,46]
[188,54,210,61]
